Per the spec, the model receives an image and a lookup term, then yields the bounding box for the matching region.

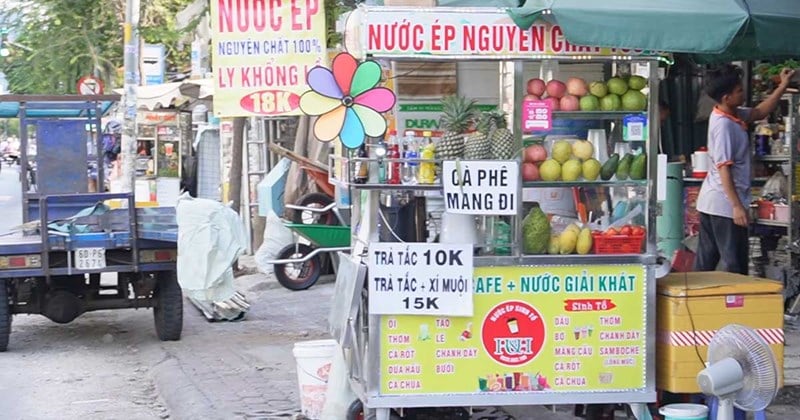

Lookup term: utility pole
[121,0,140,194]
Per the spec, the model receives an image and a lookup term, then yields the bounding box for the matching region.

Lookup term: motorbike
[2,152,19,165]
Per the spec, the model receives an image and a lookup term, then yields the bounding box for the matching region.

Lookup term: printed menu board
[380,265,646,394]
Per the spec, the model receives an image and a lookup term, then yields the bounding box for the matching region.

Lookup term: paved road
[0,310,169,420]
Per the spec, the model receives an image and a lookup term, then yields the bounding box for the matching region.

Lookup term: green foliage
[1,0,355,94]
[1,0,196,94]
[326,0,360,48]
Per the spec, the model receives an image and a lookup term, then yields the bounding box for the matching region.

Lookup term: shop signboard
[347,7,660,59]
[369,242,474,317]
[211,0,327,117]
[442,160,519,216]
[397,103,497,137]
[142,43,166,85]
[380,264,646,394]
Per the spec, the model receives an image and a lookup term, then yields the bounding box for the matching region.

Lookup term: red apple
[527,78,546,96]
[543,96,560,111]
[546,80,567,99]
[560,95,580,111]
[522,162,540,181]
[524,144,547,163]
[566,77,588,97]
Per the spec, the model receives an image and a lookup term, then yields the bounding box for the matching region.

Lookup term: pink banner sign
[523,100,552,132]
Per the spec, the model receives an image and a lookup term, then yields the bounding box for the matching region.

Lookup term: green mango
[600,153,619,181]
[630,153,647,180]
[616,153,634,180]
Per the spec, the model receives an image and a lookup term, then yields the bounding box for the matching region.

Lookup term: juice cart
[320,6,665,419]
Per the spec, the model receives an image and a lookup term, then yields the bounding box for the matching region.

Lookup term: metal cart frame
[331,6,663,420]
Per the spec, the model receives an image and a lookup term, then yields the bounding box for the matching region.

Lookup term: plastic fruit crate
[591,232,645,254]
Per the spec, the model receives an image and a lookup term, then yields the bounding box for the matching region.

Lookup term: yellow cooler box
[657,272,784,393]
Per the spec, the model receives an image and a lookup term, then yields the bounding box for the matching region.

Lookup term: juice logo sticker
[481,301,546,366]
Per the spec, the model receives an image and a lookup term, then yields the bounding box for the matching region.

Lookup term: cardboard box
[657,272,784,393]
[257,157,291,217]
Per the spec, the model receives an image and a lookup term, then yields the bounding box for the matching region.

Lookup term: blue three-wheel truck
[0,95,182,351]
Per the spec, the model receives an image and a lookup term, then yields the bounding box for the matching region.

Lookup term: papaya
[600,153,619,180]
[616,153,634,180]
[630,153,647,180]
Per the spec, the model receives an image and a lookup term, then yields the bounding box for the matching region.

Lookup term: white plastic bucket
[659,403,709,420]
[293,339,337,419]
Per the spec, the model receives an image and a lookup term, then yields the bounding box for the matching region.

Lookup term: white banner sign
[347,7,658,59]
[442,160,519,215]
[368,242,473,316]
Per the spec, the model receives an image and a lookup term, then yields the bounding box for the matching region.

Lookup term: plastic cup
[507,318,519,334]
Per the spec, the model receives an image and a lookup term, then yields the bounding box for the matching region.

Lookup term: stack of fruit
[436,96,517,162]
[548,223,593,255]
[523,140,601,182]
[523,140,647,182]
[603,152,647,181]
[525,75,649,112]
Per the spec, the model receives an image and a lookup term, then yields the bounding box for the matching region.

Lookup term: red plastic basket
[591,232,646,254]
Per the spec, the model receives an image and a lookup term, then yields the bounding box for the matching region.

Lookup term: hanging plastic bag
[762,171,787,199]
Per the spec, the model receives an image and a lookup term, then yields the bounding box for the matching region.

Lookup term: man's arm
[718,165,748,227]
[749,68,795,122]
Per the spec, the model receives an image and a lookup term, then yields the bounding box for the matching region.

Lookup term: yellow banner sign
[380,265,646,394]
[211,0,327,117]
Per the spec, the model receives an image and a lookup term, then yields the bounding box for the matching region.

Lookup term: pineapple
[464,112,493,160]
[488,111,515,160]
[436,95,477,161]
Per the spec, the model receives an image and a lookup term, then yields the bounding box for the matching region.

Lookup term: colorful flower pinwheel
[299,53,396,149]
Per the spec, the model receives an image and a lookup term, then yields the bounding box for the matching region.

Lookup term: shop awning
[125,82,188,110]
[504,0,800,61]
[113,79,214,110]
[179,79,214,100]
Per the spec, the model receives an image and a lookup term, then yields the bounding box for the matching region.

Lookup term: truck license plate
[75,248,106,270]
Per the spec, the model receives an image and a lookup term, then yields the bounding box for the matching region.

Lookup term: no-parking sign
[77,75,104,95]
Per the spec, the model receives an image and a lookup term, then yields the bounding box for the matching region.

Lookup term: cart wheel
[292,192,336,225]
[345,400,402,420]
[274,244,322,291]
[0,280,10,352]
[346,399,366,420]
[584,404,615,420]
[153,271,183,341]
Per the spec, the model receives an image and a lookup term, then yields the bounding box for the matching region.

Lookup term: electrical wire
[378,204,406,243]
[684,270,707,368]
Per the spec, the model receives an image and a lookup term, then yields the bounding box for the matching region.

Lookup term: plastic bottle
[402,130,419,185]
[354,143,368,184]
[375,139,387,184]
[382,130,397,184]
[387,145,401,185]
[419,131,436,184]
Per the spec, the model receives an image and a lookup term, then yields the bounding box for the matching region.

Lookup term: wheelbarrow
[292,164,338,226]
[270,202,351,291]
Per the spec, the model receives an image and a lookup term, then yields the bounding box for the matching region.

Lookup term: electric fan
[696,324,779,420]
